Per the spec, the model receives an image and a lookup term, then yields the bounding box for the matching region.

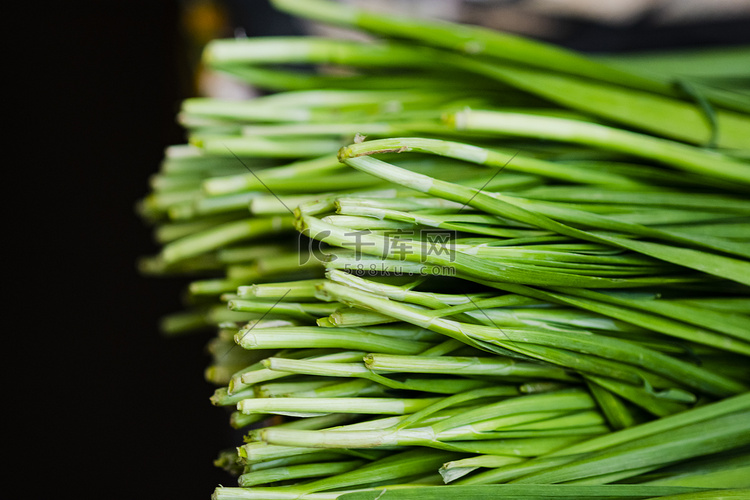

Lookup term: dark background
[23,1,748,499]
[28,2,229,499]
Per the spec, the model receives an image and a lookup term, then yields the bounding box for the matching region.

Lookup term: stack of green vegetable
[138,0,750,498]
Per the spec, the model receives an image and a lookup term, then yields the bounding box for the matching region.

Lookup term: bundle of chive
[138,0,750,498]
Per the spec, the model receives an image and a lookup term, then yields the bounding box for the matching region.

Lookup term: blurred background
[190,0,750,98]
[30,1,749,499]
